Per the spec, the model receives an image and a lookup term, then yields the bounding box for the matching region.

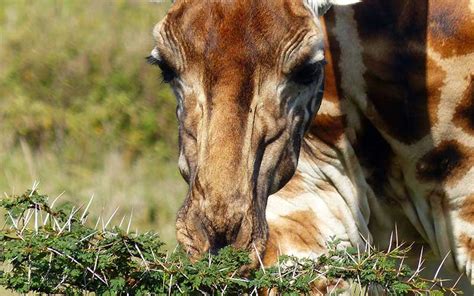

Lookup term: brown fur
[308,114,346,145]
[156,0,326,259]
[416,140,474,185]
[349,0,431,144]
[264,210,325,263]
[152,1,474,286]
[459,233,474,258]
[275,172,307,199]
[428,0,474,58]
[460,195,474,223]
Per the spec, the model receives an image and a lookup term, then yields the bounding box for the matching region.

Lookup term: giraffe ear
[305,0,360,16]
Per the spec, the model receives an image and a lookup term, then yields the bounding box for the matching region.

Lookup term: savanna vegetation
[0,1,465,294]
[0,0,184,246]
[0,190,461,295]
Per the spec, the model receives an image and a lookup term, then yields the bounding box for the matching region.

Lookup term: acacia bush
[0,190,463,295]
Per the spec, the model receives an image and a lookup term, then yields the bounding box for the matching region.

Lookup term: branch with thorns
[0,189,465,295]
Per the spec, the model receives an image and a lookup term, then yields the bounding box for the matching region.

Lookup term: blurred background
[0,0,184,247]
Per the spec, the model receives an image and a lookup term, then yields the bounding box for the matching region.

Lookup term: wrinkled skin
[149,0,327,261]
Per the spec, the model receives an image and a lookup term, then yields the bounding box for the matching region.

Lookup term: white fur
[150,48,160,60]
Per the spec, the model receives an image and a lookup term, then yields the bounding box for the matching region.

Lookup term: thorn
[387,230,393,254]
[43,191,66,226]
[94,216,101,230]
[7,211,19,229]
[103,207,119,230]
[48,247,108,285]
[397,255,405,276]
[34,207,38,234]
[433,251,451,281]
[372,257,379,270]
[252,243,265,274]
[127,209,133,234]
[50,191,65,209]
[20,210,34,235]
[135,243,149,271]
[53,275,68,291]
[39,207,44,228]
[42,214,50,227]
[93,253,99,272]
[251,287,258,296]
[344,248,358,265]
[78,231,98,244]
[358,231,373,255]
[80,194,94,223]
[277,244,282,282]
[118,215,126,228]
[30,181,40,196]
[451,273,463,290]
[150,247,157,262]
[408,246,425,282]
[168,274,173,296]
[208,251,212,268]
[59,206,80,235]
[394,223,399,247]
[52,216,61,231]
[356,274,362,293]
[328,277,342,295]
[100,206,105,230]
[27,260,31,285]
[417,246,424,270]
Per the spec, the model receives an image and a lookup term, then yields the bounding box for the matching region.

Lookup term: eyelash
[290,60,326,85]
[146,55,326,85]
[146,55,177,83]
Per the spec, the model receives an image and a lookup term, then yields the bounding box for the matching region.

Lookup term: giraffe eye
[146,55,178,83]
[289,60,326,85]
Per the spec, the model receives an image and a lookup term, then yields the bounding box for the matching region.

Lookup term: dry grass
[0,144,186,247]
[0,0,185,248]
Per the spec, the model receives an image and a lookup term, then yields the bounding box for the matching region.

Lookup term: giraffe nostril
[210,219,244,254]
[210,233,229,255]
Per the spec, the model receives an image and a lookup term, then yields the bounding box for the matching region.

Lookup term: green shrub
[0,190,462,295]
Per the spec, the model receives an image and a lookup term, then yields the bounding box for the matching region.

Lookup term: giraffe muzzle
[175,180,268,265]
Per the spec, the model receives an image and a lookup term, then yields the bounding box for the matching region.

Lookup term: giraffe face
[149,0,330,260]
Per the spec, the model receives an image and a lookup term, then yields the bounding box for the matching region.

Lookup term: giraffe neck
[265,0,474,282]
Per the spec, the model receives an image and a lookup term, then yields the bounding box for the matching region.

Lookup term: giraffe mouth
[175,192,269,266]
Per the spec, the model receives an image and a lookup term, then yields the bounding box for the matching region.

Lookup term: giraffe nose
[208,214,249,254]
[176,191,257,258]
[175,215,241,257]
[210,233,231,255]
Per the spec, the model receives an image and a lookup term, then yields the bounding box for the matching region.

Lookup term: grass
[0,144,186,247]
[0,0,185,247]
[0,0,177,156]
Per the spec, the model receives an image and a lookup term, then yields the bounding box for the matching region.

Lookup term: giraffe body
[266,0,474,289]
[150,0,474,293]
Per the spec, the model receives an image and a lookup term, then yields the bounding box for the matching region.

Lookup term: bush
[0,190,462,295]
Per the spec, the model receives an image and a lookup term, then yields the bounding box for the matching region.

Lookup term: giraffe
[148,0,474,292]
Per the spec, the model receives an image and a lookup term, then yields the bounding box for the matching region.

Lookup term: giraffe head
[149,0,359,261]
